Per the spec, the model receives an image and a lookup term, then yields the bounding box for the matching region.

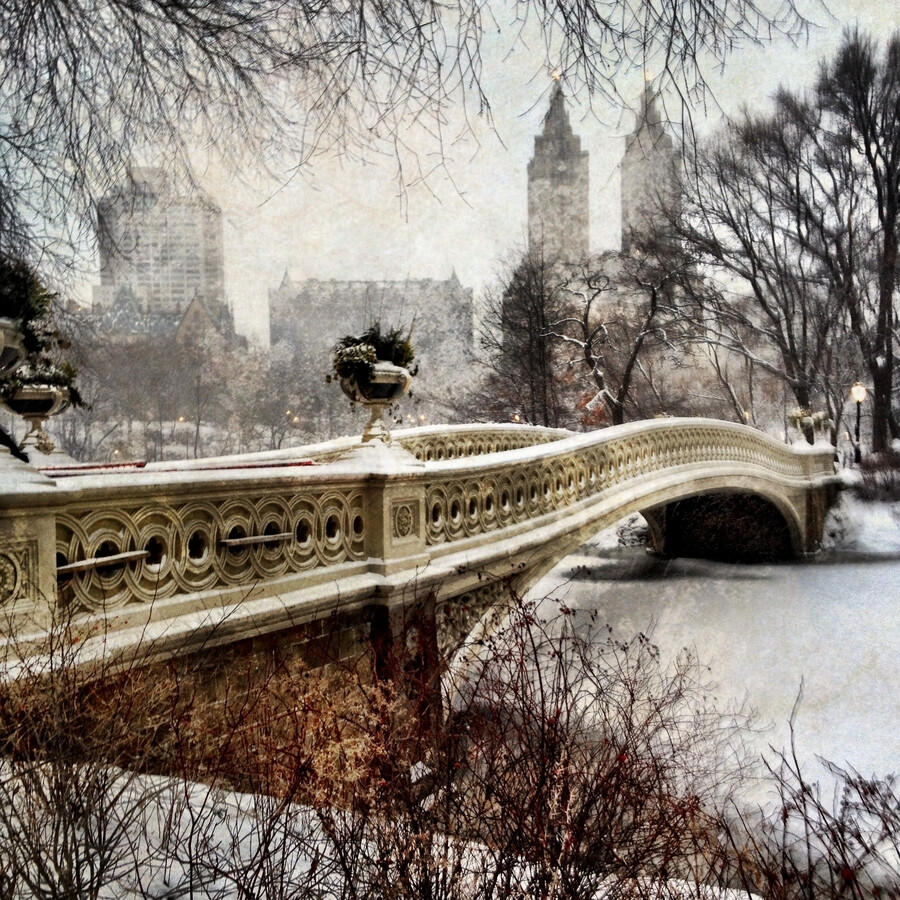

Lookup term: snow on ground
[821,492,900,554]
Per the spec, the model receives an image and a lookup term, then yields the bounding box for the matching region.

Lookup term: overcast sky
[86,0,895,346]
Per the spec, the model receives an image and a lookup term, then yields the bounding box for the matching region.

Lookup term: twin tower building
[528,80,678,262]
[266,82,679,387]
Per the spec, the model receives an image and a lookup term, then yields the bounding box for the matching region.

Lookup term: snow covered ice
[529,494,900,777]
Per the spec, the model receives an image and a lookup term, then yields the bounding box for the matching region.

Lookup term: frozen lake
[530,536,900,779]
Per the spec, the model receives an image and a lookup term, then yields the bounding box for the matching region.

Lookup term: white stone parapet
[0,420,837,666]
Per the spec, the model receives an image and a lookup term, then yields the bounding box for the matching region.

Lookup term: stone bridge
[0,419,837,672]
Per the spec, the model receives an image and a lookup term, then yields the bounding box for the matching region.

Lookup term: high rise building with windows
[92,168,227,333]
[526,81,678,260]
[620,85,679,252]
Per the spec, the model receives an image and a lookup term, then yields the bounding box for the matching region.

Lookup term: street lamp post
[850,381,867,465]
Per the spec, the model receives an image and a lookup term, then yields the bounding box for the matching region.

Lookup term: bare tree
[479,247,577,428]
[813,30,900,452]
[477,241,743,430]
[676,30,898,449]
[676,116,855,443]
[552,248,708,426]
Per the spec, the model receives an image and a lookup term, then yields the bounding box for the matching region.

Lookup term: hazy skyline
[85,0,889,346]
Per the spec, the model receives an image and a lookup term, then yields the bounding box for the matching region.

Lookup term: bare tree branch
[0,0,817,281]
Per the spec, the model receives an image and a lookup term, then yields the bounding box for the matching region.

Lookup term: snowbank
[821,492,900,554]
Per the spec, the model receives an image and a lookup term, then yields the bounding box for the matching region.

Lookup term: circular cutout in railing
[145,536,165,567]
[225,525,247,553]
[187,530,208,563]
[263,521,281,550]
[96,540,120,576]
[296,519,312,545]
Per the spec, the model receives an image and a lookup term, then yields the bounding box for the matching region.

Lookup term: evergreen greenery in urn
[330,322,415,442]
[0,257,82,458]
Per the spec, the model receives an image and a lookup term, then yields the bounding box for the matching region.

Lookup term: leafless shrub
[448,589,756,899]
[857,452,900,502]
[1,583,894,900]
[0,606,180,898]
[720,714,900,900]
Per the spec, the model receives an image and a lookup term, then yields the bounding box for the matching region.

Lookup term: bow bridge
[0,419,837,672]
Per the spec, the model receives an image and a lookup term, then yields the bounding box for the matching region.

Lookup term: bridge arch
[642,488,799,563]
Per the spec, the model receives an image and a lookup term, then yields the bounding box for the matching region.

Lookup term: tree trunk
[870,364,893,453]
[871,225,897,453]
[611,402,625,426]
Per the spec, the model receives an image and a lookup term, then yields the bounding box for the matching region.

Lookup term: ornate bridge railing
[0,420,836,665]
[421,422,818,548]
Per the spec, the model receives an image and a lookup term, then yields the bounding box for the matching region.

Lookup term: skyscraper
[93,168,225,327]
[620,85,679,252]
[527,83,590,262]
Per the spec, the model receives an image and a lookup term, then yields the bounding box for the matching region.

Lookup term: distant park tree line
[480,30,899,452]
[43,329,367,462]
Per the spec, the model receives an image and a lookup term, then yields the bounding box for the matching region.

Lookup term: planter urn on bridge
[3,382,71,454]
[339,361,413,443]
[332,323,416,444]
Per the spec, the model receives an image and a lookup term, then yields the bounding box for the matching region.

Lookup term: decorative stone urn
[340,361,413,443]
[0,317,23,376]
[4,383,70,454]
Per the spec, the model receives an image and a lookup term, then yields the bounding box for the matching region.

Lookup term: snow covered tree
[553,248,704,426]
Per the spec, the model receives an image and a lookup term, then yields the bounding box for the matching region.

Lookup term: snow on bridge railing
[0,420,836,643]
[73,423,569,471]
[395,423,567,462]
